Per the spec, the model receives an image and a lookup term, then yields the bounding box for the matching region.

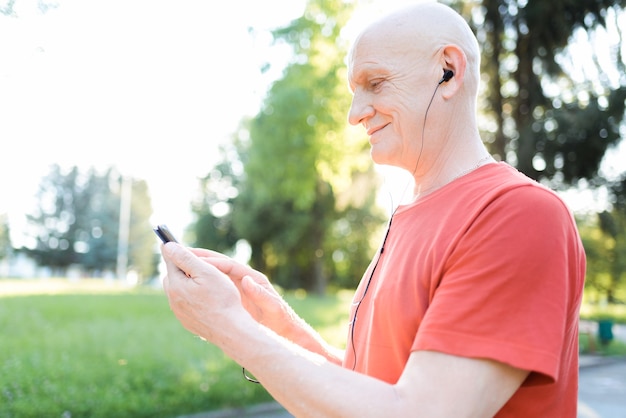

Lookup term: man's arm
[162,243,528,417]
[187,248,343,363]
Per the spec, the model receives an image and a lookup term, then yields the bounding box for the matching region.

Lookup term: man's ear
[440,44,466,99]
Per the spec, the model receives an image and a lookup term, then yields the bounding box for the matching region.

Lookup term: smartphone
[153,224,179,244]
[154,224,190,277]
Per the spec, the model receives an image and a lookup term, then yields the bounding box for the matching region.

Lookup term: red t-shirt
[343,162,585,416]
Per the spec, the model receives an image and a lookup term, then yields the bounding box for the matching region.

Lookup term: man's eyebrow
[349,64,378,85]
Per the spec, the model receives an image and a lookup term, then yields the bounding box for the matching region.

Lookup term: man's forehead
[347,2,452,55]
[347,10,425,66]
[348,28,411,72]
[347,37,385,81]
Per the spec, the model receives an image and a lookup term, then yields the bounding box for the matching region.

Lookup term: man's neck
[412,150,494,199]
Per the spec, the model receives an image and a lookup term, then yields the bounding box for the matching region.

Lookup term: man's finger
[165,243,194,274]
[163,242,222,280]
[190,247,230,260]
[162,272,170,293]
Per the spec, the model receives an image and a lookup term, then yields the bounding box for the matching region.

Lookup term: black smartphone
[154,224,191,277]
[153,224,179,244]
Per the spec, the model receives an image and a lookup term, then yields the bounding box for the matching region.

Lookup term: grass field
[0,279,352,418]
[2,278,625,417]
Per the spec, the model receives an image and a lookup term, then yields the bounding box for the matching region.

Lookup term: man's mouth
[367,123,389,136]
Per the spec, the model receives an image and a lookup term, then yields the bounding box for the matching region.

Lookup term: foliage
[190,149,244,256]
[580,300,626,323]
[0,0,16,16]
[192,0,384,293]
[25,165,83,270]
[0,213,10,260]
[240,0,368,293]
[0,0,57,16]
[193,0,626,294]
[579,302,626,355]
[24,164,156,281]
[445,0,626,307]
[578,200,626,303]
[449,0,626,188]
[127,179,159,279]
[0,283,351,417]
[579,332,626,355]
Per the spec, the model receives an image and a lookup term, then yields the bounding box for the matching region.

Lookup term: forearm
[220,312,399,418]
[281,307,344,365]
[221,316,526,418]
[197,253,344,363]
[164,243,527,418]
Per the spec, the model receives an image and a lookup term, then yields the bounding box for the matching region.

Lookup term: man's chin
[370,151,414,173]
[370,148,392,166]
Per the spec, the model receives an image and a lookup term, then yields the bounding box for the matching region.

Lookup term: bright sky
[0,0,310,246]
[1,0,623,249]
[0,0,413,247]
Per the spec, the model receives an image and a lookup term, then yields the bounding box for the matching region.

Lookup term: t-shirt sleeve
[412,185,580,384]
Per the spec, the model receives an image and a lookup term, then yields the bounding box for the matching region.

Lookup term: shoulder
[461,162,575,221]
[443,163,582,258]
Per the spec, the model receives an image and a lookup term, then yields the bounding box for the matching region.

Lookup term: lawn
[2,278,625,417]
[0,279,352,418]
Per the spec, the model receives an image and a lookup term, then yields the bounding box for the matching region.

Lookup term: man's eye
[370,79,384,89]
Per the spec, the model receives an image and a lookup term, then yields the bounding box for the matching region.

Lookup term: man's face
[347,32,431,171]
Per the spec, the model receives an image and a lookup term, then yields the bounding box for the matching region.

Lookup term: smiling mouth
[367,123,389,136]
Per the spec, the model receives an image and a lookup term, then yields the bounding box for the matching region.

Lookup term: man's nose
[348,91,374,126]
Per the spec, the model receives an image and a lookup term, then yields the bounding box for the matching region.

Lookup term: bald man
[160,2,585,416]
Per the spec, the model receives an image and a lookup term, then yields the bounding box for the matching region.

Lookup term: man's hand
[161,243,248,343]
[185,248,343,363]
[190,248,301,340]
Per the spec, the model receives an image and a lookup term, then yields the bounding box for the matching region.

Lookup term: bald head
[349,2,480,98]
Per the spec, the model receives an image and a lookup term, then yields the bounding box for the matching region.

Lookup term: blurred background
[1,0,623,295]
[1,0,626,415]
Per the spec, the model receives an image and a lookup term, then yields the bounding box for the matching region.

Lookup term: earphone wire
[349,79,444,371]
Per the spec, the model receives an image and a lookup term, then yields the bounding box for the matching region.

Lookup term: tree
[25,165,84,273]
[126,178,157,281]
[191,145,243,255]
[597,209,626,302]
[0,0,16,16]
[593,174,626,302]
[1,0,57,17]
[77,169,155,279]
[579,205,626,303]
[449,0,626,188]
[0,213,11,261]
[192,0,384,293]
[25,165,156,280]
[77,167,122,273]
[446,0,626,302]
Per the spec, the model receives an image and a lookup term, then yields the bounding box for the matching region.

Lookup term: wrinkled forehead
[347,17,431,86]
[347,31,392,89]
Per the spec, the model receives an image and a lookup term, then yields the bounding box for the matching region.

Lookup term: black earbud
[438,69,454,85]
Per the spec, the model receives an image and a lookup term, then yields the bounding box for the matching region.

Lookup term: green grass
[579,330,626,356]
[3,279,624,417]
[0,280,352,418]
[579,301,626,356]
